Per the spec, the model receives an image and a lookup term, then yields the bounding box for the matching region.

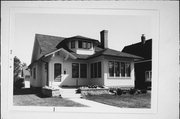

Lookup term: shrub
[14,77,25,89]
[109,89,115,93]
[129,88,137,95]
[116,88,123,95]
[122,91,127,94]
[76,88,81,94]
[87,85,98,88]
[141,89,147,94]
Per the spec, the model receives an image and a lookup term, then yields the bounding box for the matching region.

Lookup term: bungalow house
[122,34,152,89]
[29,30,142,89]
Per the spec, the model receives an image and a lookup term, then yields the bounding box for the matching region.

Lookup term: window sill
[107,77,131,79]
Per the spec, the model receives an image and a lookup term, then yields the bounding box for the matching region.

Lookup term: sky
[14,13,153,65]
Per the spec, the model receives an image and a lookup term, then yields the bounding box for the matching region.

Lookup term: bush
[76,88,81,94]
[116,88,123,95]
[14,77,25,89]
[129,88,137,95]
[141,89,147,94]
[109,88,115,93]
[87,85,98,88]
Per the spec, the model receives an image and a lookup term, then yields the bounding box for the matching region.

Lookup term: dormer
[64,36,99,55]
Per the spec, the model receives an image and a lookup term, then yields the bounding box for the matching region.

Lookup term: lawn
[13,88,87,107]
[83,93,151,108]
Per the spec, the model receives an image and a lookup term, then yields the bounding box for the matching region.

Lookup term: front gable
[31,38,42,63]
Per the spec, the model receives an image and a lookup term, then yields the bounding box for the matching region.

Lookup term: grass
[83,93,151,108]
[13,88,87,107]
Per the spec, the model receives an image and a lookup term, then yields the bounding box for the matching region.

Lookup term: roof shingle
[88,48,143,59]
[36,34,65,55]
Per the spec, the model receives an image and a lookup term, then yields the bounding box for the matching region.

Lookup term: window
[78,41,82,48]
[72,63,79,78]
[82,42,87,49]
[87,42,91,49]
[71,41,75,49]
[80,64,87,78]
[91,62,101,78]
[115,62,120,77]
[78,41,91,49]
[98,62,101,78]
[91,63,94,78]
[33,68,36,79]
[120,62,125,77]
[126,62,131,77]
[72,63,87,78]
[108,61,131,78]
[108,61,114,77]
[145,71,152,81]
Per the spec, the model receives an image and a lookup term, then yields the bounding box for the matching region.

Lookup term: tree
[14,56,22,82]
[14,56,24,89]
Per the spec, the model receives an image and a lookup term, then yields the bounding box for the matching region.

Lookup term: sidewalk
[69,98,120,109]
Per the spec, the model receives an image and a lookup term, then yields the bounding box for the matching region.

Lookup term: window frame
[78,40,92,49]
[72,63,79,78]
[90,61,102,78]
[72,63,87,78]
[145,70,152,82]
[71,40,75,49]
[80,64,87,78]
[108,61,131,78]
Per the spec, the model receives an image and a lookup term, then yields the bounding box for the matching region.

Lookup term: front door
[54,63,62,82]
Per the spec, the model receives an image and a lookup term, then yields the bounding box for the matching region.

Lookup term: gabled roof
[35,34,65,55]
[31,34,142,67]
[122,39,152,60]
[88,48,143,59]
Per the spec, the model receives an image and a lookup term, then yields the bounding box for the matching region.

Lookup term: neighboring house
[29,30,142,88]
[122,34,152,89]
[21,66,31,81]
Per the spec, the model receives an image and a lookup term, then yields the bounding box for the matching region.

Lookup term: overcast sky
[14,13,153,65]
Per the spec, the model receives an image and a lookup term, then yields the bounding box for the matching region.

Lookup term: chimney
[100,30,108,48]
[141,34,146,44]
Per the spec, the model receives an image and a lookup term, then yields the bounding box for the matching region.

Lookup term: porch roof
[87,48,143,60]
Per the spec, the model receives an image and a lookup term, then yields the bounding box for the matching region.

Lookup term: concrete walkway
[69,98,120,109]
[59,88,120,109]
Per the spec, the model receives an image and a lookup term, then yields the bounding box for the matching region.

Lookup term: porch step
[60,88,81,98]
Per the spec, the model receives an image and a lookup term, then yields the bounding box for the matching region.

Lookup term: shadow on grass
[14,88,62,98]
[13,88,38,95]
[35,92,60,98]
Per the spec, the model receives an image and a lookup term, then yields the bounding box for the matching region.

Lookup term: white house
[29,30,142,88]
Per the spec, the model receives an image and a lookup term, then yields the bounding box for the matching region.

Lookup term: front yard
[13,88,87,107]
[13,88,151,108]
[82,93,151,108]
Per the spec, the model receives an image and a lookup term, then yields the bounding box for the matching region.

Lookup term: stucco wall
[47,54,91,87]
[30,53,135,88]
[30,61,43,87]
